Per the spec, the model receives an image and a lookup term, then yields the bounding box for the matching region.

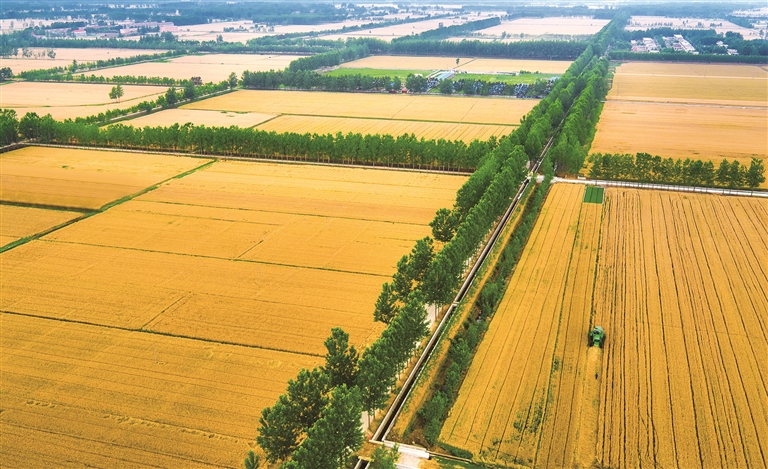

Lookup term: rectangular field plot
[590,101,767,166]
[607,62,768,106]
[464,17,610,38]
[0,159,465,354]
[440,185,768,468]
[1,82,166,120]
[0,205,82,248]
[123,109,277,128]
[82,54,306,83]
[0,147,209,210]
[594,189,768,469]
[255,115,515,142]
[339,56,573,74]
[0,314,320,468]
[186,89,537,125]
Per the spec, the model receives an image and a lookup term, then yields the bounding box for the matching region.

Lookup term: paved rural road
[554,177,768,198]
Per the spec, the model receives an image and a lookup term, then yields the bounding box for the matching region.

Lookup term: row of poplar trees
[254,14,629,468]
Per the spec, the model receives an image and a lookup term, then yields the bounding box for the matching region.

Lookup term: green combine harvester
[588,326,606,348]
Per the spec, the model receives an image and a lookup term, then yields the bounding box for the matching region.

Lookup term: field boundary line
[238,112,520,127]
[0,160,215,254]
[137,200,432,227]
[601,98,768,110]
[40,238,392,278]
[0,309,324,358]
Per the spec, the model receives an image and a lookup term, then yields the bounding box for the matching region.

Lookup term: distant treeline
[17,51,182,80]
[392,17,501,42]
[354,37,588,60]
[588,152,766,189]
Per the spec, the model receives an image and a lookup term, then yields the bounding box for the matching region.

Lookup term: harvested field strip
[184,89,537,126]
[0,204,82,248]
[535,201,602,468]
[440,184,587,463]
[255,115,515,142]
[0,313,321,468]
[614,62,768,79]
[593,189,768,468]
[0,147,210,210]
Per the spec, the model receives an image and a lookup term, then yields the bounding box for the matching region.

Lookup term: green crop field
[583,185,604,204]
[324,67,433,80]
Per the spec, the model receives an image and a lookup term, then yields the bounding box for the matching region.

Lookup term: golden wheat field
[0,205,81,248]
[440,184,768,468]
[83,54,306,83]
[0,146,207,210]
[1,82,166,120]
[590,101,768,165]
[255,115,514,142]
[0,147,465,466]
[124,108,277,128]
[185,89,537,125]
[441,184,601,466]
[591,61,768,179]
[0,313,322,468]
[607,62,768,105]
[594,189,768,469]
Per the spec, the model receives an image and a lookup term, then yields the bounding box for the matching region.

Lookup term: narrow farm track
[594,189,768,469]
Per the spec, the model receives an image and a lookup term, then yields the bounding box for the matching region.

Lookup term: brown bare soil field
[185,90,537,125]
[0,205,81,247]
[441,185,768,468]
[0,146,208,210]
[0,313,321,468]
[124,109,277,128]
[466,16,609,38]
[590,101,767,166]
[256,115,514,142]
[0,149,464,466]
[441,184,600,465]
[80,54,307,83]
[593,189,768,468]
